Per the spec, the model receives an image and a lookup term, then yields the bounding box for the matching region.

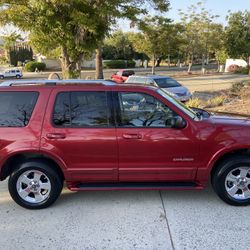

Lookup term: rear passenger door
[41,89,118,182]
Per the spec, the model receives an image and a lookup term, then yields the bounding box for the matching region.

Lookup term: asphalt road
[1,69,250,93]
[1,180,250,250]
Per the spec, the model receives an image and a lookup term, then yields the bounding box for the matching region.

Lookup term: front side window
[118,92,179,128]
[0,92,39,127]
[53,91,110,127]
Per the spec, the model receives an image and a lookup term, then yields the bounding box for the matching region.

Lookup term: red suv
[0,79,250,209]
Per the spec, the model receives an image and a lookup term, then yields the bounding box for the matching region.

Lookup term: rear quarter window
[0,92,39,127]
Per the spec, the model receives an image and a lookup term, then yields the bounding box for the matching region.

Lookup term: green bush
[234,66,249,74]
[104,60,126,69]
[127,60,136,68]
[25,61,46,72]
[104,60,136,69]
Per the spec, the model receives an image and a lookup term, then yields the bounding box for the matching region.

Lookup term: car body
[111,70,135,83]
[0,79,250,209]
[0,69,23,79]
[126,75,191,102]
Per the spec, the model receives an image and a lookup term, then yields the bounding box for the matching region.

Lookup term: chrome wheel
[225,167,250,200]
[16,170,51,204]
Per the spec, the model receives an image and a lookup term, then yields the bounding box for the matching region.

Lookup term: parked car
[126,75,191,102]
[111,70,135,83]
[1,79,250,209]
[0,69,23,79]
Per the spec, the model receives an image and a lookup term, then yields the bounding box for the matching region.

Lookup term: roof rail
[0,79,116,87]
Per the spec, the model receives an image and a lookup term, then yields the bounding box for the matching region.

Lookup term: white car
[126,75,192,102]
[0,69,23,79]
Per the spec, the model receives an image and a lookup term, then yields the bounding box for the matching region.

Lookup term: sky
[118,0,250,30]
[168,0,250,24]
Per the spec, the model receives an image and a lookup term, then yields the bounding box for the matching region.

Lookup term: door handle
[122,133,142,139]
[46,133,66,139]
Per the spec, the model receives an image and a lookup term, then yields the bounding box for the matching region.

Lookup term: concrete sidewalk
[1,180,250,250]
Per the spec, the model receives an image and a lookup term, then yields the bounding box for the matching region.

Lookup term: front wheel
[8,160,63,209]
[212,155,250,206]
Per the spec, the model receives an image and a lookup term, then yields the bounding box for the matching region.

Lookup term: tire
[8,159,63,209]
[16,75,21,79]
[212,155,250,206]
[0,75,4,79]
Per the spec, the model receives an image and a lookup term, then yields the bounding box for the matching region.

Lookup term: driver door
[115,90,199,182]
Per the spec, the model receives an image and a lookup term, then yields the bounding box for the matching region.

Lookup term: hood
[162,86,189,96]
[210,114,250,127]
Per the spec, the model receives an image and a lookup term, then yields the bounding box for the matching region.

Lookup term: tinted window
[122,71,134,77]
[118,92,178,128]
[53,91,110,127]
[154,78,181,88]
[53,92,71,126]
[0,92,38,127]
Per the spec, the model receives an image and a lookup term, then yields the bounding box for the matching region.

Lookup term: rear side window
[0,92,39,127]
[53,91,110,127]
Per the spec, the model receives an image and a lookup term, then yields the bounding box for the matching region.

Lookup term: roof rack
[0,79,116,87]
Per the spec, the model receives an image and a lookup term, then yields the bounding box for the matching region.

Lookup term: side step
[69,182,203,191]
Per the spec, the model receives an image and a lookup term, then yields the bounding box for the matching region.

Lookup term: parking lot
[1,179,250,250]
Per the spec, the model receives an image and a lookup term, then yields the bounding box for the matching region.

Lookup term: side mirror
[171,116,187,129]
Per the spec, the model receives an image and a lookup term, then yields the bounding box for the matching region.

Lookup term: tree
[129,16,176,74]
[94,0,170,78]
[104,30,134,60]
[0,31,22,63]
[225,11,250,73]
[178,1,220,73]
[0,0,169,79]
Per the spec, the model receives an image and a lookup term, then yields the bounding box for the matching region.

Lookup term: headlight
[166,91,178,98]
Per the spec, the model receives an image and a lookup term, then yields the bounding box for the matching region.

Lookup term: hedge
[25,61,46,72]
[104,60,136,69]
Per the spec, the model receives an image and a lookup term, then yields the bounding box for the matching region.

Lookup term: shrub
[104,60,136,69]
[104,60,126,69]
[25,61,46,72]
[234,66,249,74]
[127,60,136,68]
[230,81,244,94]
[186,98,203,108]
[205,96,225,108]
[243,80,250,86]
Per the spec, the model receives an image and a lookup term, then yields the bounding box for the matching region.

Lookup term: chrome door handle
[46,133,66,139]
[122,134,142,139]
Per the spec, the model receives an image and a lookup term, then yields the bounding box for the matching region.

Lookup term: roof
[0,79,116,87]
[129,75,171,79]
[0,79,159,92]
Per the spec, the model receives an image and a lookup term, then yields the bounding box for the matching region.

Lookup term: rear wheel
[212,155,250,206]
[16,75,21,79]
[8,160,63,209]
[0,75,4,79]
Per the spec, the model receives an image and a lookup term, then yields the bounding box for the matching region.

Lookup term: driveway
[0,180,249,250]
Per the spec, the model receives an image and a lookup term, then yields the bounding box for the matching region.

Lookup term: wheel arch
[210,148,250,180]
[0,151,66,181]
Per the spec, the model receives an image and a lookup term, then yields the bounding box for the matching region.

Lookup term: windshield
[157,89,198,120]
[154,78,181,88]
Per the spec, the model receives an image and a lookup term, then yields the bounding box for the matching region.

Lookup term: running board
[69,182,204,191]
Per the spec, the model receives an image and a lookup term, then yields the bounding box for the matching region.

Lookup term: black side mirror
[170,116,187,129]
